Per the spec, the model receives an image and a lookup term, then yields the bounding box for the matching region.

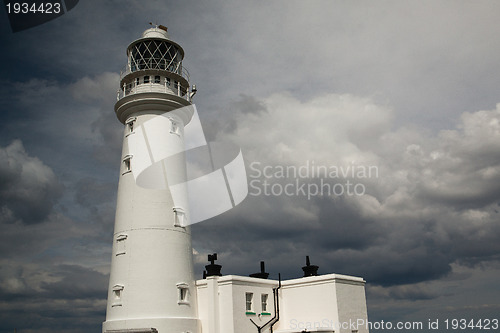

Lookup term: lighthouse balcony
[117,69,191,102]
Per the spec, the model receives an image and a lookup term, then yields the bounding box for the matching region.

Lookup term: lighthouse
[102,26,370,333]
[102,26,200,333]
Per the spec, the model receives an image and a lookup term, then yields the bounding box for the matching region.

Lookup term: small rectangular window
[112,284,124,307]
[177,283,189,305]
[246,292,253,313]
[261,294,269,313]
[154,75,161,84]
[166,77,171,86]
[169,117,180,136]
[122,155,132,174]
[173,207,185,227]
[136,77,140,85]
[116,234,127,255]
[125,117,136,135]
[144,76,150,83]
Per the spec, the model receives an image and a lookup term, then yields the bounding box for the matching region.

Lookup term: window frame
[245,292,255,314]
[261,293,270,315]
[125,117,136,136]
[112,284,124,307]
[116,234,128,256]
[173,207,186,227]
[176,282,190,305]
[122,154,133,175]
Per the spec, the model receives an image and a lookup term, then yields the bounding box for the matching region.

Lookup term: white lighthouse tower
[103,26,200,333]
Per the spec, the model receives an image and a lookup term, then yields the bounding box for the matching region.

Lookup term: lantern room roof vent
[142,25,169,40]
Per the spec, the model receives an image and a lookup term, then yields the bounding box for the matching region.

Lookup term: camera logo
[127,105,248,226]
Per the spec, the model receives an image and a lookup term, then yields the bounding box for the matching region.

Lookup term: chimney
[249,261,269,279]
[302,255,319,277]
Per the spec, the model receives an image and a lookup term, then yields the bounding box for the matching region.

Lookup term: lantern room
[117,25,192,102]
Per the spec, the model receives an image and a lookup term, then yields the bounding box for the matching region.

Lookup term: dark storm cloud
[1,1,500,332]
[40,264,108,300]
[75,177,117,209]
[0,140,62,224]
[193,92,500,290]
[0,264,106,333]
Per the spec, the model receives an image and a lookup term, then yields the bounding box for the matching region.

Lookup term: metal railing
[117,80,192,102]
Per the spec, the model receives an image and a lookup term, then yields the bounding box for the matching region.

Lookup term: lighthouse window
[125,117,136,135]
[122,155,132,174]
[112,284,124,307]
[144,75,150,83]
[154,75,161,84]
[174,80,178,89]
[166,77,171,86]
[136,77,140,86]
[173,207,185,227]
[177,283,189,305]
[169,118,180,136]
[245,292,254,313]
[116,234,127,255]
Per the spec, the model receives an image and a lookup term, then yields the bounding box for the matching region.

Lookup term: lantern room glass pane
[129,40,182,74]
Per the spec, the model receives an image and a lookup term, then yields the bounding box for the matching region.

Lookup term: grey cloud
[69,72,123,166]
[40,264,108,300]
[0,140,62,224]
[75,177,116,209]
[368,284,439,301]
[193,92,500,288]
[1,1,500,331]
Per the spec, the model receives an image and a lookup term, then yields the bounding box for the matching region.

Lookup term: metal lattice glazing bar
[128,40,182,74]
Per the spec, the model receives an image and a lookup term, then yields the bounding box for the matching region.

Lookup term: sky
[1,1,500,332]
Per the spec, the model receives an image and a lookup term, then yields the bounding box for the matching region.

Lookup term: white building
[195,256,369,333]
[103,27,369,333]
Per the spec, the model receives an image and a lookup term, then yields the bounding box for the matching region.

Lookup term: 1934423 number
[444,319,499,330]
[5,2,61,14]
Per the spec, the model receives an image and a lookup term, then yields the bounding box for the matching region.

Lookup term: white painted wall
[196,274,369,333]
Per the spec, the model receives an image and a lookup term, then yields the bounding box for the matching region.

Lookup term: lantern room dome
[142,27,169,39]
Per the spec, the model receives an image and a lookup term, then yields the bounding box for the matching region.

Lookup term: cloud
[1,1,500,331]
[0,263,107,333]
[39,264,108,300]
[69,72,123,165]
[0,140,62,224]
[193,93,500,287]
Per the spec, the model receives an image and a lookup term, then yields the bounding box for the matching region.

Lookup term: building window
[154,75,161,84]
[166,77,171,86]
[174,80,178,89]
[136,77,140,86]
[112,284,124,307]
[122,155,132,174]
[144,75,150,83]
[177,283,189,305]
[245,292,254,314]
[261,294,269,314]
[116,234,127,255]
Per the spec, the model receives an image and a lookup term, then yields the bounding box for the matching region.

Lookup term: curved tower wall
[103,27,200,333]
